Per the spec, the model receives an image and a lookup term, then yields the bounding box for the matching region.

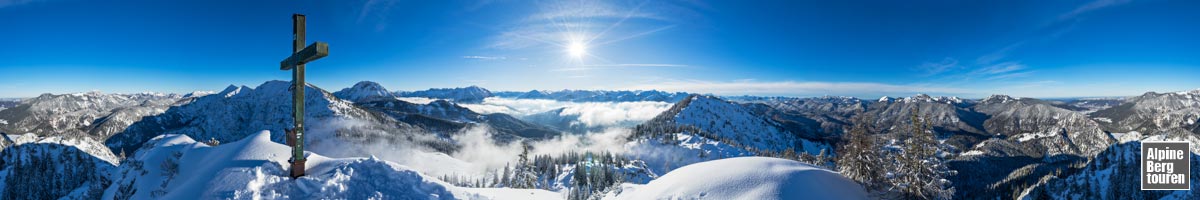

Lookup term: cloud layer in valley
[460,97,672,127]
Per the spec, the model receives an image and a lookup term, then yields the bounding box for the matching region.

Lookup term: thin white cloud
[970,0,1132,66]
[551,63,688,72]
[488,1,691,51]
[974,62,1026,75]
[356,0,398,31]
[985,71,1034,80]
[526,1,664,22]
[0,0,38,8]
[1057,0,1132,22]
[462,56,507,60]
[587,63,687,67]
[621,79,972,97]
[917,57,959,76]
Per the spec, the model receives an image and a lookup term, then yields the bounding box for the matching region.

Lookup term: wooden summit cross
[280,13,328,178]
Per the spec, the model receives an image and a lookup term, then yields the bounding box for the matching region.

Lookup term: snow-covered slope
[333,81,396,103]
[0,92,182,138]
[104,81,410,155]
[398,86,493,103]
[613,157,867,200]
[103,130,560,200]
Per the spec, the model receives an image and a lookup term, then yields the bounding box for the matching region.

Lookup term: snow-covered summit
[334,81,396,102]
[981,94,1017,104]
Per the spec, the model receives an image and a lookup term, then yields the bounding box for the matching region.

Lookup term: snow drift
[614,157,868,200]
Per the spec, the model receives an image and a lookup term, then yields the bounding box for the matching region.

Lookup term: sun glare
[567,42,588,58]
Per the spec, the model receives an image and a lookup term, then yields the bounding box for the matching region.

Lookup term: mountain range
[2,81,1198,199]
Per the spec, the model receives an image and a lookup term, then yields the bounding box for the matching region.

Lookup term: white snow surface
[613,157,867,200]
[103,130,559,200]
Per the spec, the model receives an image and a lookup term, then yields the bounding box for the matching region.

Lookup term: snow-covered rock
[613,157,867,200]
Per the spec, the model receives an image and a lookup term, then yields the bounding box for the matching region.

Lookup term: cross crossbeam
[280,42,328,70]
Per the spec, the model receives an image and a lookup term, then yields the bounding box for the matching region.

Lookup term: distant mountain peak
[901,94,963,104]
[334,81,395,102]
[396,85,493,103]
[981,94,1016,104]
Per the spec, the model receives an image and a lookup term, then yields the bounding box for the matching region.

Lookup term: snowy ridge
[652,95,831,154]
[398,86,493,103]
[972,96,1115,157]
[1091,89,1200,134]
[0,91,182,138]
[734,96,867,137]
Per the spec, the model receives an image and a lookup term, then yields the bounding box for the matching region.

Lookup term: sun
[567,41,588,58]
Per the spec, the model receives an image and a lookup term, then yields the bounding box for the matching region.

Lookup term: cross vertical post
[290,13,307,179]
[280,13,328,178]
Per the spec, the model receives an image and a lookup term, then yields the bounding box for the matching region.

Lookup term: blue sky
[1,0,1198,98]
